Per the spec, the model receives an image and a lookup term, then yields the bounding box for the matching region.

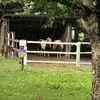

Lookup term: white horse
[38,37,52,57]
[45,37,52,57]
[53,40,63,58]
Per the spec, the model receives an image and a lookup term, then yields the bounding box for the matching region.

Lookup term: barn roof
[1,14,79,20]
[0,14,79,27]
[0,14,80,41]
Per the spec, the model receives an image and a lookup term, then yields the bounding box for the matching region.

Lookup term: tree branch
[73,0,98,20]
[82,0,94,9]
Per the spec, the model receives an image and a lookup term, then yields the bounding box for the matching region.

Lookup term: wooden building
[0,14,79,52]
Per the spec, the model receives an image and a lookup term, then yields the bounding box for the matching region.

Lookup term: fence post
[7,32,10,46]
[24,46,27,66]
[76,42,81,67]
[11,32,15,59]
[11,32,15,47]
[7,32,10,57]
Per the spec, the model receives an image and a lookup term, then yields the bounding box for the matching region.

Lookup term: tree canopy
[0,0,78,28]
[0,0,100,22]
[1,0,99,31]
[0,0,76,17]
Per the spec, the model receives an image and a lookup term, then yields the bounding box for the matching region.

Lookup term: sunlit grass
[0,56,92,100]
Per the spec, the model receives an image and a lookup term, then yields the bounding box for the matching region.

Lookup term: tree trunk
[81,13,100,100]
[81,14,100,100]
[91,42,100,100]
[70,0,100,99]
[89,15,100,100]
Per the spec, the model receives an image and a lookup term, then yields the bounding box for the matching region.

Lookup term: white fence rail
[4,32,91,66]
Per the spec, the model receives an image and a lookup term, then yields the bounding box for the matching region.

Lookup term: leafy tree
[0,0,24,17]
[29,1,100,99]
[0,0,100,100]
[73,1,100,100]
[46,0,100,100]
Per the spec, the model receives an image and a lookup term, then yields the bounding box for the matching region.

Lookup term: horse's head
[46,37,52,48]
[47,37,52,42]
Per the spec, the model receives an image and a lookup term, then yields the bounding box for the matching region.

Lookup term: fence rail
[3,32,92,66]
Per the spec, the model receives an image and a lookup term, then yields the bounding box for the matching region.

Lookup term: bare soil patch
[27,54,92,70]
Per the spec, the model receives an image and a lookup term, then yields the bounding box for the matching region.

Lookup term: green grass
[0,56,92,100]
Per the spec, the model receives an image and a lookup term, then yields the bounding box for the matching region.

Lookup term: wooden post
[23,46,27,66]
[11,32,15,59]
[18,40,27,70]
[0,20,5,50]
[62,23,72,58]
[7,32,10,46]
[11,32,15,47]
[0,19,9,50]
[21,57,24,71]
[4,45,8,58]
[7,32,10,57]
[76,42,81,67]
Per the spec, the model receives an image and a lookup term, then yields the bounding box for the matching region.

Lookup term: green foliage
[0,0,24,17]
[29,0,76,27]
[0,56,92,100]
[0,0,77,27]
[6,1,24,14]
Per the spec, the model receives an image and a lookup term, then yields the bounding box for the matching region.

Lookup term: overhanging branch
[73,0,93,20]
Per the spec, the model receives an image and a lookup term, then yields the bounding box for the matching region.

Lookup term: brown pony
[53,40,63,58]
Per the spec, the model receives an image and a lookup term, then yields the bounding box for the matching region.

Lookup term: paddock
[0,31,91,67]
[0,14,79,51]
[0,14,91,66]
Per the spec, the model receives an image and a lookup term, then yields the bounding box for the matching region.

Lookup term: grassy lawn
[0,55,92,100]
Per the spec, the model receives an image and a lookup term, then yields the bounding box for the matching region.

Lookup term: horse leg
[47,53,49,57]
[40,49,43,56]
[40,49,42,56]
[43,52,45,56]
[56,54,57,58]
[60,53,61,58]
[60,51,62,58]
[43,50,46,57]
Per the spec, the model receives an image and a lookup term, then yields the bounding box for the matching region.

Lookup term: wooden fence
[3,32,91,66]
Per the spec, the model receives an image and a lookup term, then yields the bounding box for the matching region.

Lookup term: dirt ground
[27,54,92,69]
